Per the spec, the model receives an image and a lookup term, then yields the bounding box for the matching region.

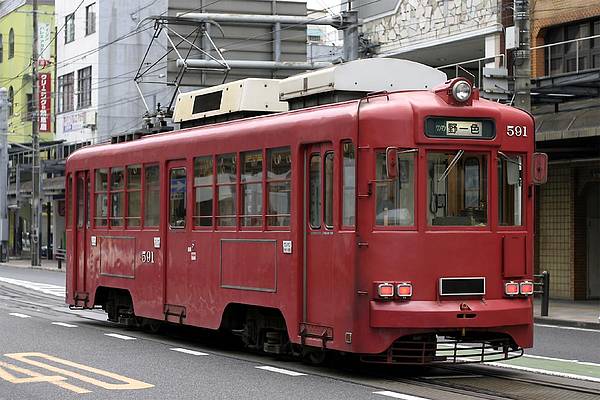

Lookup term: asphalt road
[0,265,599,400]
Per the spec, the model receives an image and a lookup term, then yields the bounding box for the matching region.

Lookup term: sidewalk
[534,298,600,330]
[0,258,65,273]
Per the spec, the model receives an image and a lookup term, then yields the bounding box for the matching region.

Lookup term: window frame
[193,155,215,230]
[8,28,14,59]
[216,153,238,230]
[373,149,417,231]
[240,149,264,230]
[341,140,356,229]
[66,174,72,228]
[93,168,108,228]
[0,34,4,63]
[125,165,142,229]
[65,13,75,44]
[324,151,334,230]
[77,66,92,109]
[85,3,96,36]
[58,73,74,114]
[497,152,526,230]
[109,167,125,229]
[168,167,187,230]
[266,147,292,230]
[143,163,160,229]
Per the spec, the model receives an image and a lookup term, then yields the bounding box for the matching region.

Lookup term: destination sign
[425,117,495,139]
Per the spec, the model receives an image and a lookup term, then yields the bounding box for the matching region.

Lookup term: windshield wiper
[438,149,464,183]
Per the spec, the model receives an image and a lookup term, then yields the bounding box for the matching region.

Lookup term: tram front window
[427,151,488,226]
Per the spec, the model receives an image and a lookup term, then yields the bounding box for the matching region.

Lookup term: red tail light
[520,281,534,295]
[505,282,519,296]
[377,283,394,298]
[396,283,413,298]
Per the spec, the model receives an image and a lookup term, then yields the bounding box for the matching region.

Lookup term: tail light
[396,283,413,298]
[520,281,534,295]
[377,283,394,299]
[504,281,519,296]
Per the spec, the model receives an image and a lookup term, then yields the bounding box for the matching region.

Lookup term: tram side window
[309,154,321,229]
[217,153,237,227]
[169,168,187,228]
[324,152,334,228]
[144,165,160,227]
[193,156,213,227]
[66,175,72,228]
[110,167,125,227]
[94,169,108,227]
[498,154,523,226]
[342,142,355,227]
[127,165,141,227]
[241,150,263,227]
[77,177,85,228]
[375,152,415,226]
[427,151,488,226]
[267,147,291,228]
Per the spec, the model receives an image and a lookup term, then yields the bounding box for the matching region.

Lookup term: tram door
[74,171,89,295]
[165,160,190,312]
[304,143,335,328]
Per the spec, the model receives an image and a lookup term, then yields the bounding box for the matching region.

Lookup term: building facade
[531,0,600,300]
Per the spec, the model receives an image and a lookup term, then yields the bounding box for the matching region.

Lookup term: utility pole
[31,0,41,266]
[0,89,8,263]
[513,0,531,112]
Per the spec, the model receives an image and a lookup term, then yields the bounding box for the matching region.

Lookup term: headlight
[452,80,472,102]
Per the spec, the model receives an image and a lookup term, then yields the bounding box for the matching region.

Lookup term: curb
[0,263,66,273]
[534,316,600,330]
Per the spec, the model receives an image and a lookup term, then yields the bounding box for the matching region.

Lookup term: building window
[144,164,160,227]
[94,169,108,227]
[8,29,14,59]
[25,94,33,121]
[216,153,237,227]
[77,66,92,109]
[8,86,13,115]
[241,150,263,228]
[65,14,75,43]
[58,73,74,113]
[0,34,4,63]
[544,18,600,75]
[86,3,96,35]
[342,141,355,227]
[126,165,142,227]
[193,156,214,228]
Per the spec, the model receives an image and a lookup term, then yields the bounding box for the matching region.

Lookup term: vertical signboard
[38,73,51,132]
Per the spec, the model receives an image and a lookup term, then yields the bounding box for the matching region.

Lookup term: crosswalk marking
[51,322,78,328]
[8,313,31,319]
[255,366,306,376]
[170,348,209,356]
[0,277,65,298]
[104,333,136,340]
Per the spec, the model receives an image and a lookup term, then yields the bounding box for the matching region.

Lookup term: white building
[55,1,168,144]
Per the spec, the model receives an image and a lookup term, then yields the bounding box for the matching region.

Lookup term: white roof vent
[279,58,447,101]
[173,78,288,127]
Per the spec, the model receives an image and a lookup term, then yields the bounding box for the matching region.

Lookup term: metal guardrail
[437,54,506,88]
[55,248,66,270]
[531,34,600,78]
[533,270,550,317]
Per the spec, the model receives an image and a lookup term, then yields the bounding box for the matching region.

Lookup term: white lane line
[0,277,65,298]
[535,323,600,333]
[51,322,78,328]
[255,366,306,376]
[8,312,31,319]
[523,353,600,367]
[170,348,209,356]
[373,391,432,400]
[104,333,136,340]
[485,361,600,383]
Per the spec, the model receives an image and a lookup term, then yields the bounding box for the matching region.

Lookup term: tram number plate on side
[140,251,155,264]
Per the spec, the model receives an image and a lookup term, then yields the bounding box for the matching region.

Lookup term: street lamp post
[0,89,9,262]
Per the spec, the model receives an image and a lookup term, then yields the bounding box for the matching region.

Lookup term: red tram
[65,61,546,364]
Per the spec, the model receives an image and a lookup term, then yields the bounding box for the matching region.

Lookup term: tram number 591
[506,125,527,137]
[140,251,155,264]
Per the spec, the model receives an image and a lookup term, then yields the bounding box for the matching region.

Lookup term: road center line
[104,333,136,340]
[8,313,31,319]
[255,366,306,376]
[51,322,78,328]
[373,390,432,400]
[170,348,209,356]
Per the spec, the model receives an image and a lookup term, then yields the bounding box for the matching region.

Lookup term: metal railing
[534,270,550,317]
[531,34,600,78]
[437,54,506,88]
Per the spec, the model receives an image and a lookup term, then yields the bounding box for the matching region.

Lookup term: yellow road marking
[4,352,153,391]
[0,360,91,394]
